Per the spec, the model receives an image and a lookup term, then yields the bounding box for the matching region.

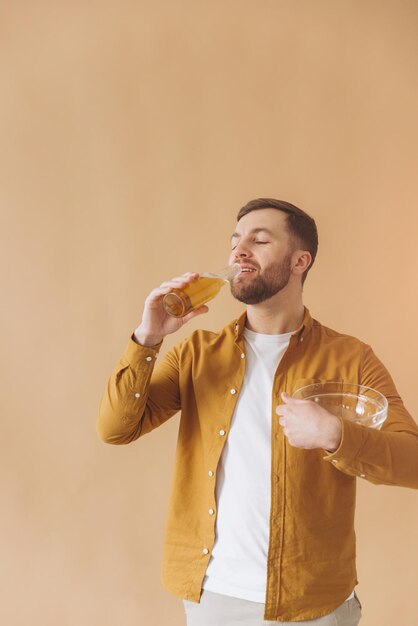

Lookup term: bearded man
[97,198,418,626]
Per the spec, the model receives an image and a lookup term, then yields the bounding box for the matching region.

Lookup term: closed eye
[231,240,269,250]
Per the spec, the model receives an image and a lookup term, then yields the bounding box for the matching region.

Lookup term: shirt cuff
[123,334,163,366]
[322,417,367,463]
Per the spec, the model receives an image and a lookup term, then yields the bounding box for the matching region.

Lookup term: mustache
[237,262,260,271]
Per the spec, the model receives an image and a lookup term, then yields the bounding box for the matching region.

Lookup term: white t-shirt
[203,327,293,602]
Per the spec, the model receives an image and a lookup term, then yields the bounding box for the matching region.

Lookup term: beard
[230,254,293,305]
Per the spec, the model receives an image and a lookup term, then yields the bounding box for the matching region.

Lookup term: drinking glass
[163,263,241,318]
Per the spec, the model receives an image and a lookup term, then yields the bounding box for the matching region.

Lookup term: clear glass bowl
[292,382,388,429]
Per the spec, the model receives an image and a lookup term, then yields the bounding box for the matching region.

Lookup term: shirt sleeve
[323,343,418,489]
[96,335,182,445]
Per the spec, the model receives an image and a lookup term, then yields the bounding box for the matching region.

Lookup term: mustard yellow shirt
[97,308,418,621]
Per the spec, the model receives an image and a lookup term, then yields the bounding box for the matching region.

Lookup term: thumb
[281,391,306,404]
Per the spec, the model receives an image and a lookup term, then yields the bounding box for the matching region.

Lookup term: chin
[231,289,263,305]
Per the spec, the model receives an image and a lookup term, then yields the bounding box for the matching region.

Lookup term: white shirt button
[300,337,304,342]
[208,508,215,516]
[219,429,226,436]
[332,459,338,464]
[360,473,366,478]
[202,548,209,555]
[134,392,140,398]
[230,388,237,395]
[208,470,214,477]
[145,356,152,362]
[241,353,245,359]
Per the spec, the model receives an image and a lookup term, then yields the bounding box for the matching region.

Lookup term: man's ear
[292,250,312,275]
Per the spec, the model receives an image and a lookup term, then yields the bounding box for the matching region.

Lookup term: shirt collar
[234,307,313,344]
[292,306,313,343]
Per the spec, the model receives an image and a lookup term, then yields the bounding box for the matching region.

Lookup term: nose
[232,239,252,260]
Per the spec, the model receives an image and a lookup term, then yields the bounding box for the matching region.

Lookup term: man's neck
[244,292,305,335]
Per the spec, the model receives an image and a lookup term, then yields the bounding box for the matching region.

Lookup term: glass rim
[292,382,388,410]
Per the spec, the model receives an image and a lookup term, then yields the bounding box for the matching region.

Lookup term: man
[97,198,418,625]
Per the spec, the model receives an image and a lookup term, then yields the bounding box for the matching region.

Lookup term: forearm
[96,337,162,445]
[324,420,418,489]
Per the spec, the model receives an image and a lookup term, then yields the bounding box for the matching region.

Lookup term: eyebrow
[230,227,275,241]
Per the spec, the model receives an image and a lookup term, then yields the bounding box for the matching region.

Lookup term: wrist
[133,326,164,347]
[325,416,342,452]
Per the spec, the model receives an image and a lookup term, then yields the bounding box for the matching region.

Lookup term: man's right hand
[133,272,209,347]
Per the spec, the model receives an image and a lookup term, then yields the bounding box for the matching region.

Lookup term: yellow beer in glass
[163,264,241,318]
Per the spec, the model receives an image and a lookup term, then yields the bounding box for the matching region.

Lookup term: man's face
[228,208,296,305]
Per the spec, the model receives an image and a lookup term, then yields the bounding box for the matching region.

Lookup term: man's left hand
[276,392,342,452]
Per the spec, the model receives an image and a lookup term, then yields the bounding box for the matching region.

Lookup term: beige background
[1,1,418,625]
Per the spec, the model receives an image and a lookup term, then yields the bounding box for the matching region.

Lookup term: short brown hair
[237,198,318,284]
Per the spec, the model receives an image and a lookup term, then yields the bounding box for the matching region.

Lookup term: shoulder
[311,317,369,350]
[174,317,239,359]
[188,317,238,346]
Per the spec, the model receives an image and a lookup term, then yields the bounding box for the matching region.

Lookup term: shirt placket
[265,332,302,619]
[200,338,247,567]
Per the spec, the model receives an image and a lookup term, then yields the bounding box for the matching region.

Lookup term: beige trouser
[183,590,362,626]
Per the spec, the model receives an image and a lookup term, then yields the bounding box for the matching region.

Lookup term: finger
[146,277,199,301]
[275,404,292,417]
[181,305,209,324]
[145,287,176,303]
[281,424,293,439]
[281,391,310,405]
[170,272,200,285]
